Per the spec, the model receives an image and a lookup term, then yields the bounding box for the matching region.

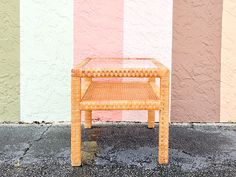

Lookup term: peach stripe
[220,0,236,122]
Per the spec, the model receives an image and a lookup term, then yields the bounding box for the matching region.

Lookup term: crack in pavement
[34,124,52,142]
[18,124,52,163]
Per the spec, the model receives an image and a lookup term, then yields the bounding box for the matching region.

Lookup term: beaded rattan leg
[71,76,82,166]
[85,110,92,129]
[158,74,170,164]
[148,78,156,128]
[148,110,155,128]
[82,78,92,128]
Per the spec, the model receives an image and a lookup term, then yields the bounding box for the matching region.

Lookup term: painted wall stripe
[171,0,223,122]
[220,0,236,122]
[123,0,173,121]
[74,0,124,121]
[20,0,73,122]
[74,0,124,64]
[0,0,20,122]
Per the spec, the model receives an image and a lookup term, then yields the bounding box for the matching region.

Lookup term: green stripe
[0,0,20,122]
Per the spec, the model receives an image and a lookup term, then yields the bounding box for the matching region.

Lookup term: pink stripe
[74,0,124,121]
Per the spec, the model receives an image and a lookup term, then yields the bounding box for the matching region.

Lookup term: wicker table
[71,58,170,166]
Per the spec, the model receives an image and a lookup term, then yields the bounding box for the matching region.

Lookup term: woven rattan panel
[83,82,158,101]
[80,82,160,110]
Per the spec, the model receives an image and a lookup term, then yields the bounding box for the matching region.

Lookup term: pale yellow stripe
[0,0,20,122]
[220,0,236,122]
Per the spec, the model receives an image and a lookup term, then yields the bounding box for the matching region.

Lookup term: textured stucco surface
[171,0,223,122]
[220,0,236,122]
[0,0,20,122]
[123,0,173,122]
[74,0,123,64]
[2,0,231,123]
[74,0,124,121]
[20,0,73,122]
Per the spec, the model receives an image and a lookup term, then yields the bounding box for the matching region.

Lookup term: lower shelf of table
[80,81,160,110]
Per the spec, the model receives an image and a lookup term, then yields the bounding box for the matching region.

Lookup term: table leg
[148,78,156,128]
[158,75,169,164]
[71,76,82,166]
[82,78,92,128]
[85,110,92,129]
[148,110,155,128]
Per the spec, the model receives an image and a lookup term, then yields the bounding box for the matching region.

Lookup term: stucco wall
[74,0,124,121]
[20,0,73,122]
[220,0,236,122]
[0,0,20,122]
[171,0,223,122]
[122,0,173,121]
[2,0,236,123]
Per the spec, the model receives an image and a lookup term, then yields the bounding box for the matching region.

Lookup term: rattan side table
[71,58,170,166]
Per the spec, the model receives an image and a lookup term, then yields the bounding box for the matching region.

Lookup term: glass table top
[72,58,169,77]
[82,58,158,69]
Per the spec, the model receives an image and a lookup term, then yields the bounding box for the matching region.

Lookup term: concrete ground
[0,123,236,177]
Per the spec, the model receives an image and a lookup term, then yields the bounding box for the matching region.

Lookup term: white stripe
[20,0,73,122]
[123,0,173,121]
